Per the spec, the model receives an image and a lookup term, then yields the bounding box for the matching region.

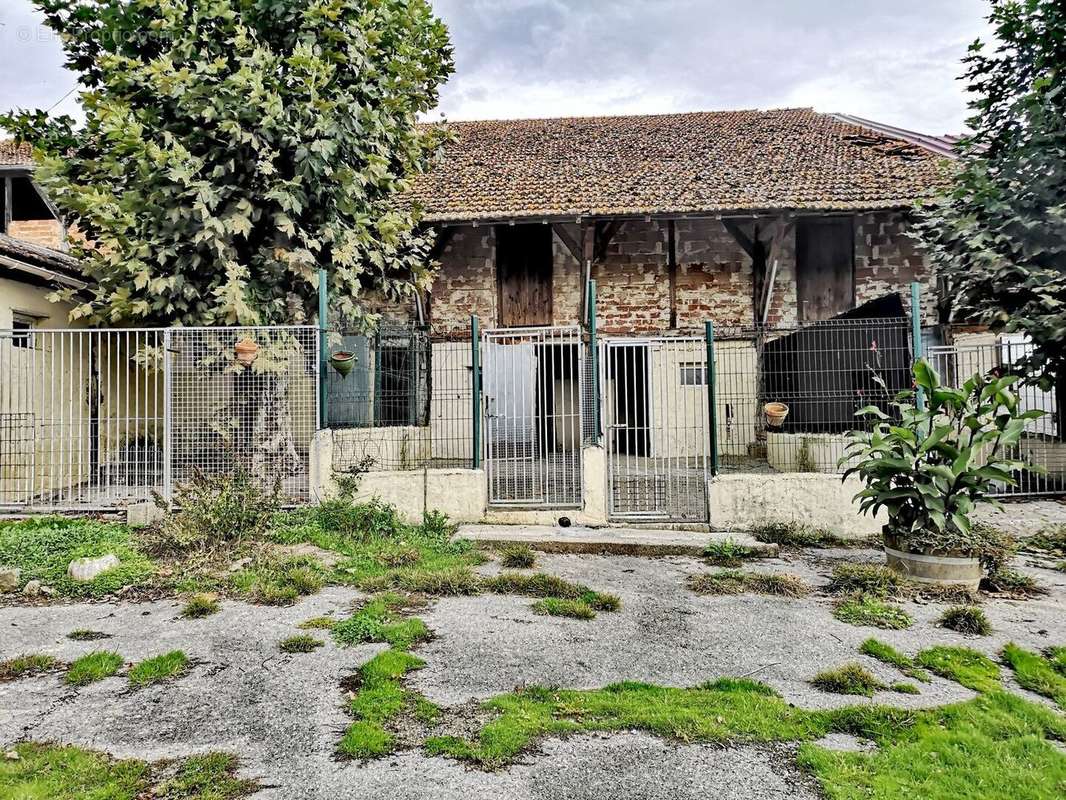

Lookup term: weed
[0,516,153,598]
[374,544,422,568]
[332,595,429,650]
[1046,646,1066,676]
[181,593,220,618]
[128,650,189,687]
[153,751,259,798]
[1026,524,1066,556]
[0,654,58,681]
[66,629,112,641]
[826,563,907,598]
[298,616,336,630]
[686,569,807,598]
[748,521,847,548]
[499,544,536,569]
[279,635,324,654]
[810,664,885,696]
[890,682,920,695]
[702,538,759,567]
[482,572,622,609]
[532,598,597,620]
[1002,643,1066,710]
[833,595,913,629]
[230,555,324,605]
[66,650,124,686]
[339,649,427,758]
[981,567,1046,597]
[365,566,482,596]
[859,639,931,683]
[938,605,992,636]
[917,646,1000,692]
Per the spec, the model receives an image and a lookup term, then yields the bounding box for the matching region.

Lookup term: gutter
[0,254,87,290]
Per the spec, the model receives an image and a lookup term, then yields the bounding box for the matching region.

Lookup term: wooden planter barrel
[883,532,982,590]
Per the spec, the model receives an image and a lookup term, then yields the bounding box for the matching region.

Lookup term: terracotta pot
[330,350,357,377]
[763,401,790,428]
[234,337,259,367]
[883,531,981,590]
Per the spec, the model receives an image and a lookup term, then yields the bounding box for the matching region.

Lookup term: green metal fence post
[587,279,599,443]
[318,267,329,427]
[471,315,481,469]
[911,281,925,411]
[705,321,719,477]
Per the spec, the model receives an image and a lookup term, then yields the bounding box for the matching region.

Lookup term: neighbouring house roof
[0,138,33,168]
[0,232,85,289]
[408,108,955,224]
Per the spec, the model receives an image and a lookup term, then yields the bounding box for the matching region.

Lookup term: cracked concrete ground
[2,531,1065,799]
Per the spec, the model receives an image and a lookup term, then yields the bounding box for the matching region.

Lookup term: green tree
[915,0,1066,393]
[1,0,453,329]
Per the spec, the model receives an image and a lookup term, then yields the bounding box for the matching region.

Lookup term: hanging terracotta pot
[764,401,790,428]
[330,350,356,377]
[234,337,259,367]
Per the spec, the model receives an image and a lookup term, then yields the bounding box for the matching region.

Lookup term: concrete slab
[456,524,777,557]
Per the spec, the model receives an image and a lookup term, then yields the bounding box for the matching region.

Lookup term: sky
[1,0,991,135]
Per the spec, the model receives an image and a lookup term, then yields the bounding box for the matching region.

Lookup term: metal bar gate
[603,336,711,521]
[481,326,583,508]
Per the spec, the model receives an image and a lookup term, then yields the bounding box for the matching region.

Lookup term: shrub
[152,467,280,553]
[279,635,324,654]
[0,654,58,681]
[499,544,536,569]
[181,594,220,619]
[938,606,992,635]
[311,498,406,540]
[810,664,884,696]
[128,651,189,686]
[834,595,913,630]
[66,651,124,686]
[842,359,1043,555]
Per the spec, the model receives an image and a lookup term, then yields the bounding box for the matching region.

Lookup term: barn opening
[796,216,855,322]
[496,224,553,328]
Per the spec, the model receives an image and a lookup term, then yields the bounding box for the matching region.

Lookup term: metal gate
[603,336,711,521]
[0,326,319,512]
[482,326,583,508]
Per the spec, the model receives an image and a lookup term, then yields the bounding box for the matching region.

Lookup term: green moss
[0,653,58,681]
[916,646,1001,693]
[859,639,931,683]
[890,682,920,695]
[834,595,913,630]
[66,629,111,641]
[128,650,189,687]
[938,606,992,636]
[0,516,153,598]
[1002,643,1066,710]
[298,616,336,630]
[811,664,885,697]
[66,650,124,686]
[532,597,597,620]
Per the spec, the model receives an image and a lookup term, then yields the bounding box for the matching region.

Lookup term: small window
[10,314,35,349]
[679,363,706,386]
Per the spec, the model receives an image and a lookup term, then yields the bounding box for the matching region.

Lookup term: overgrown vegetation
[532,598,597,620]
[230,555,325,605]
[826,563,908,599]
[702,538,760,566]
[498,544,536,569]
[748,521,849,548]
[859,639,931,683]
[981,567,1045,598]
[1002,643,1066,710]
[833,595,913,630]
[66,651,124,686]
[181,593,221,619]
[332,594,429,650]
[1047,646,1066,676]
[279,635,324,654]
[128,651,189,687]
[686,569,808,598]
[938,606,992,636]
[810,664,886,696]
[1028,525,1066,557]
[482,572,621,610]
[0,654,58,682]
[0,742,257,799]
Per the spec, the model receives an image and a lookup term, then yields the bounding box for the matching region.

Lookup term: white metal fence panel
[482,326,583,508]
[603,336,710,522]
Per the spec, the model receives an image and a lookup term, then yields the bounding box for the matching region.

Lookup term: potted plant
[841,359,1042,589]
[329,350,357,377]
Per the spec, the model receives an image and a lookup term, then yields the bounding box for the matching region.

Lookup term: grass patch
[66,650,124,686]
[482,572,621,610]
[687,569,807,598]
[1002,643,1066,710]
[0,653,58,681]
[702,538,760,567]
[128,650,189,687]
[332,594,430,650]
[0,742,257,799]
[532,597,597,620]
[859,639,931,683]
[298,616,336,630]
[834,595,913,630]
[1027,524,1066,556]
[498,544,536,568]
[981,568,1046,597]
[66,629,111,641]
[180,593,220,618]
[339,649,430,758]
[810,664,885,697]
[890,682,920,695]
[748,521,849,548]
[230,555,325,605]
[938,606,992,636]
[0,516,154,598]
[1046,646,1066,676]
[279,634,324,654]
[826,563,908,599]
[916,646,1000,693]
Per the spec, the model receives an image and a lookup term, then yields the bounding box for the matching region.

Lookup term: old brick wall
[7,219,64,250]
[429,226,496,337]
[854,211,937,324]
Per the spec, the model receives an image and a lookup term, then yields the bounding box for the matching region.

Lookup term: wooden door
[496,224,553,327]
[796,217,854,322]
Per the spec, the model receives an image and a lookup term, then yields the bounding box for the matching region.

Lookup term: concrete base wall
[484,446,607,527]
[766,432,858,472]
[707,473,885,538]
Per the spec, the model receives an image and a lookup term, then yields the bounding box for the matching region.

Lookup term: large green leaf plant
[841,359,1043,553]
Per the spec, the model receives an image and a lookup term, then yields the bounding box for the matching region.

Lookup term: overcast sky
[1,0,990,135]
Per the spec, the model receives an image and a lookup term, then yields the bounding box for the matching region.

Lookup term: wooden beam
[551,223,583,265]
[667,219,678,329]
[593,220,623,263]
[721,219,756,260]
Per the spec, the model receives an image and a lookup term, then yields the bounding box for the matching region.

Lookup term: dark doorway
[797,216,855,322]
[609,344,649,456]
[496,224,553,327]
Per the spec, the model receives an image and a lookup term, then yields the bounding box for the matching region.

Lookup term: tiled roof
[409,108,953,223]
[0,232,83,282]
[0,139,32,167]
